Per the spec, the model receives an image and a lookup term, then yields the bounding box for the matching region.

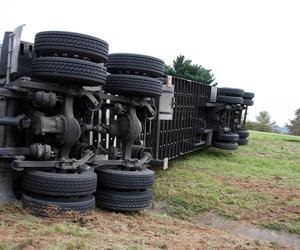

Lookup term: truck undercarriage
[0,26,254,216]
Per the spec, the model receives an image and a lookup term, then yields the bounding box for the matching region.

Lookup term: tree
[245,111,279,133]
[286,108,300,136]
[165,55,217,85]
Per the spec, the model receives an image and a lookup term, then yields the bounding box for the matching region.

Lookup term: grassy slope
[154,131,300,234]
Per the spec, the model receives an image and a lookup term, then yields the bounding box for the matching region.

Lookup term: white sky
[1,0,299,126]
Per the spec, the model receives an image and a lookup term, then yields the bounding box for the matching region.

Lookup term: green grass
[49,239,89,250]
[49,222,93,237]
[154,131,300,234]
[0,241,13,250]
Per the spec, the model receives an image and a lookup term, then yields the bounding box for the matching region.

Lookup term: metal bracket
[12,149,94,171]
[210,86,217,103]
[158,84,174,120]
[6,25,25,85]
[92,152,152,169]
[84,92,100,107]
[166,75,173,87]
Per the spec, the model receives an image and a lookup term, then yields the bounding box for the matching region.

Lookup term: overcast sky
[1,0,299,126]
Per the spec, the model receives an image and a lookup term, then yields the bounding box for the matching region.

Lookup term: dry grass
[0,203,291,250]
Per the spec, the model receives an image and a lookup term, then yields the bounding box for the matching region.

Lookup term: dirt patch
[0,203,293,249]
[216,176,300,225]
[217,176,300,201]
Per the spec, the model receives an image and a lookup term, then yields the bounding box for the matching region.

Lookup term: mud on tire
[22,192,95,217]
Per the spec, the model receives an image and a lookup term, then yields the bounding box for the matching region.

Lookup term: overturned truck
[0,26,254,215]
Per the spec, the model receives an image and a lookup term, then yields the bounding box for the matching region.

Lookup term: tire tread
[32,57,106,86]
[34,31,108,62]
[22,170,97,196]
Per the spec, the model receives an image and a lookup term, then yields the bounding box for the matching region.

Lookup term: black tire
[238,138,249,145]
[106,53,165,77]
[32,57,106,86]
[95,189,152,211]
[96,168,155,190]
[214,133,239,142]
[216,95,243,104]
[243,99,254,106]
[22,170,97,197]
[212,141,238,150]
[22,193,95,217]
[34,31,109,63]
[237,129,249,138]
[243,92,255,99]
[104,74,163,97]
[217,88,244,97]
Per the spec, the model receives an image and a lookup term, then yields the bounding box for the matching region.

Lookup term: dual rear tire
[212,130,250,149]
[242,92,255,106]
[32,31,109,86]
[212,133,239,150]
[22,170,97,217]
[104,53,165,97]
[237,128,249,145]
[95,167,155,211]
[22,167,155,215]
[216,88,244,104]
[216,88,254,106]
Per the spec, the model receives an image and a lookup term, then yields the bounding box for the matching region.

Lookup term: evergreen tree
[165,55,216,85]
